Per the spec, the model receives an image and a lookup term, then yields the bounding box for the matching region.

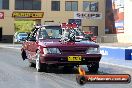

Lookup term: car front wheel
[21,50,27,60]
[29,62,36,67]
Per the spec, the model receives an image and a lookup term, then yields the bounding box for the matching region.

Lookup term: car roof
[41,25,61,27]
[34,25,61,29]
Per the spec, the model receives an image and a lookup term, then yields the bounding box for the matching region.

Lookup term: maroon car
[21,25,102,72]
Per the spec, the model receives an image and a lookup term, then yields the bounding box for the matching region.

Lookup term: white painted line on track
[100,61,132,69]
[0,46,21,50]
[100,46,126,49]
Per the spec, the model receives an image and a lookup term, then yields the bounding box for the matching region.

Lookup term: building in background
[0,0,105,43]
[104,0,125,43]
[104,0,132,43]
[105,0,124,34]
[1,0,132,43]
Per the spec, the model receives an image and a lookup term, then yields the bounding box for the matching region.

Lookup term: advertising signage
[0,12,4,19]
[74,12,102,19]
[12,12,44,18]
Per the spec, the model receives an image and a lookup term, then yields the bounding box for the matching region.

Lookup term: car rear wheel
[63,66,74,70]
[88,62,99,73]
[21,50,27,60]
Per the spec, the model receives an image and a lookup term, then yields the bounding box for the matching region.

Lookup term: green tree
[14,21,35,33]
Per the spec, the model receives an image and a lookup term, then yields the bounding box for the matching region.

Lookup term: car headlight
[86,47,99,54]
[43,48,61,54]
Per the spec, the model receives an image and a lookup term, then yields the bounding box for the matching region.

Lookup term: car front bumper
[40,54,102,65]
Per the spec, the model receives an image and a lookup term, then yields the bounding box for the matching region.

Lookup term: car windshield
[75,29,84,36]
[39,26,62,39]
[63,28,84,36]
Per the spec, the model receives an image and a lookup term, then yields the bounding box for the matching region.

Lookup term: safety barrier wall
[100,47,132,60]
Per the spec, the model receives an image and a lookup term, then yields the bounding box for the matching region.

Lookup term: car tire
[43,63,47,72]
[88,62,99,73]
[63,66,74,70]
[21,50,27,60]
[29,62,36,67]
[76,75,86,85]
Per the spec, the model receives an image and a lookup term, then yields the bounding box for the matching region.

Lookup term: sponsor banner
[74,12,102,19]
[100,47,125,59]
[116,28,124,33]
[115,21,124,28]
[100,47,132,60]
[0,12,4,19]
[12,12,44,18]
[115,20,124,33]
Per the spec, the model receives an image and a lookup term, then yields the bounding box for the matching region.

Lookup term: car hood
[38,39,99,48]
